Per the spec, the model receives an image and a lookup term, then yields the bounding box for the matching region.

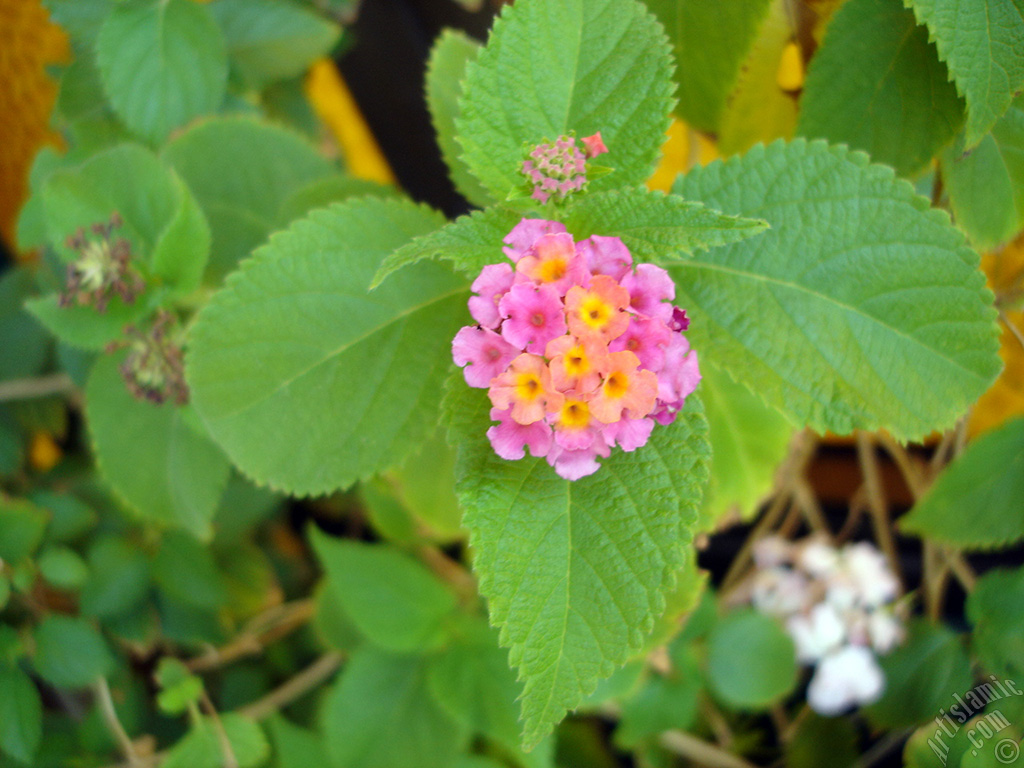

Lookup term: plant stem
[199,693,238,768]
[855,431,901,583]
[0,373,75,402]
[186,599,314,672]
[237,652,343,720]
[658,730,760,768]
[93,677,142,767]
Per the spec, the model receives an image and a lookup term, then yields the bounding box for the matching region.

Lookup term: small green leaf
[322,647,469,768]
[31,490,97,544]
[672,139,1001,440]
[967,566,1024,682]
[153,531,228,610]
[24,293,163,352]
[425,618,522,751]
[266,715,329,768]
[0,269,48,381]
[705,609,797,709]
[86,354,230,539]
[0,499,48,564]
[615,652,701,746]
[187,198,467,496]
[942,95,1024,250]
[699,361,793,531]
[310,531,457,653]
[150,174,211,295]
[444,376,710,749]
[163,714,269,768]
[163,116,335,282]
[900,417,1024,549]
[96,0,227,144]
[905,0,1024,148]
[798,0,964,177]
[563,188,769,264]
[37,547,89,591]
[642,0,773,132]
[33,615,114,689]
[371,207,521,288]
[79,536,151,619]
[209,0,340,89]
[0,664,43,764]
[155,658,204,715]
[456,0,675,199]
[864,619,974,729]
[426,29,493,208]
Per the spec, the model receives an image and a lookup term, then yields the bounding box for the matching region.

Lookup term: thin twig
[0,373,75,402]
[793,478,830,537]
[943,547,978,593]
[237,652,343,721]
[855,432,901,583]
[186,599,314,672]
[93,677,142,767]
[416,546,478,604]
[875,433,926,500]
[999,308,1024,352]
[658,730,760,768]
[200,693,238,768]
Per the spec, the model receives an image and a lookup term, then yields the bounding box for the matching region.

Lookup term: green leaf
[563,188,769,264]
[455,0,675,199]
[705,609,797,709]
[905,0,1024,148]
[671,139,1001,440]
[967,566,1024,682]
[642,0,772,132]
[0,269,48,381]
[86,354,230,539]
[798,0,964,177]
[0,664,42,764]
[187,198,467,496]
[43,0,114,47]
[425,618,523,751]
[209,0,340,89]
[33,615,114,689]
[900,417,1024,549]
[24,292,162,352]
[322,647,469,768]
[371,207,522,288]
[717,0,798,155]
[153,531,228,610]
[163,714,269,768]
[444,377,710,749]
[266,715,329,768]
[32,490,97,544]
[310,531,457,653]
[155,658,205,715]
[426,29,493,208]
[785,713,858,768]
[615,652,700,746]
[96,0,227,144]
[151,174,212,294]
[276,175,400,225]
[699,361,793,530]
[388,430,464,541]
[163,116,335,282]
[37,547,89,591]
[0,499,48,564]
[864,619,974,729]
[942,95,1024,250]
[79,536,152,619]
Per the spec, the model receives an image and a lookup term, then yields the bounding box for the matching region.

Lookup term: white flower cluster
[749,536,905,716]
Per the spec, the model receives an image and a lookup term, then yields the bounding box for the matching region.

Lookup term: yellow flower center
[560,399,591,429]
[580,295,612,330]
[515,373,542,401]
[604,371,629,399]
[538,257,567,283]
[564,345,590,376]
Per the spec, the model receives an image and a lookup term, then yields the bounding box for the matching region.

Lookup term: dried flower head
[116,311,189,406]
[60,213,144,312]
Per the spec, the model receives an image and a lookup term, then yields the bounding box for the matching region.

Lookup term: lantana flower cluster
[452,218,700,481]
[748,536,906,716]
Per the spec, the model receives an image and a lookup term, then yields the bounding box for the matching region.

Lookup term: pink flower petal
[487,407,553,460]
[452,326,519,388]
[502,218,568,262]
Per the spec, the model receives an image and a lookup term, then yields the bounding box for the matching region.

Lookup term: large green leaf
[310,531,458,653]
[209,0,340,89]
[163,116,335,282]
[942,95,1024,250]
[86,355,230,540]
[905,0,1024,148]
[699,361,793,531]
[322,647,469,768]
[456,0,675,199]
[672,139,1001,440]
[0,664,42,764]
[563,188,769,264]
[426,30,493,208]
[900,417,1024,548]
[96,0,227,144]
[32,615,114,689]
[444,377,710,749]
[642,0,772,132]
[798,0,964,177]
[967,566,1024,683]
[187,198,467,496]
